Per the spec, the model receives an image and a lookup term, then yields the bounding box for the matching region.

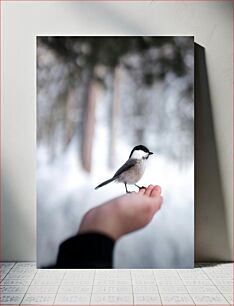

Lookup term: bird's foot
[135,184,146,190]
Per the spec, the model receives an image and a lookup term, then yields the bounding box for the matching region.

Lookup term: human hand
[78,185,163,240]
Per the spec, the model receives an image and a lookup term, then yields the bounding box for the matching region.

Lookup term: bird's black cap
[129,145,153,158]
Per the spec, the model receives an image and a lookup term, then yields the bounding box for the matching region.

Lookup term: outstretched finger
[150,185,161,197]
[145,185,154,196]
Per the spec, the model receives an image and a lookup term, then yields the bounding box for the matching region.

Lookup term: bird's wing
[113,159,137,178]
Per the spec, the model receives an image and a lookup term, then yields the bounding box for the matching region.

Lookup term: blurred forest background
[37,36,194,268]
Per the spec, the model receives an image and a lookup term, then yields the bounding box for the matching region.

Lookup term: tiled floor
[0,262,233,305]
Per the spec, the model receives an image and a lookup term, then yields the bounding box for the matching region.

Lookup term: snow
[37,136,193,268]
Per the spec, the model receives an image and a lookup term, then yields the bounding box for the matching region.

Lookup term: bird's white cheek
[131,150,147,159]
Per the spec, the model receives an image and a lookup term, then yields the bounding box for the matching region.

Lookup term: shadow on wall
[195,43,231,261]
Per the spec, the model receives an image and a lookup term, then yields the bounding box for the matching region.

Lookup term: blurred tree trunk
[109,67,121,168]
[81,77,97,172]
[64,89,77,149]
[64,104,75,148]
[134,89,145,144]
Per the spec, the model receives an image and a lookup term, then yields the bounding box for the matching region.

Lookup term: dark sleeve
[52,232,115,268]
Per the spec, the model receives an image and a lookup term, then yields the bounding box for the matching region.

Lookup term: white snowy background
[37,37,194,268]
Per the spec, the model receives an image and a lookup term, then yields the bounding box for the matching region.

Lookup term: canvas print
[37,36,194,268]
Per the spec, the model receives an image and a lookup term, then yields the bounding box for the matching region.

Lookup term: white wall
[2,1,232,261]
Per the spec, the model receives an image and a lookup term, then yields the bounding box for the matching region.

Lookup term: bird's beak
[149,152,153,155]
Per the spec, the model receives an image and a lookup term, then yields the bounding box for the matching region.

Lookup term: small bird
[95,145,153,193]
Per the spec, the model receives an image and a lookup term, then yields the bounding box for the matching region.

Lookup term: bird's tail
[95,177,115,190]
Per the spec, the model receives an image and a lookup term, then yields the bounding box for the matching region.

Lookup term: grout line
[19,265,38,305]
[0,262,17,306]
[130,269,134,306]
[201,266,233,305]
[53,269,67,305]
[0,262,17,282]
[90,269,96,306]
[176,268,195,304]
[152,269,162,305]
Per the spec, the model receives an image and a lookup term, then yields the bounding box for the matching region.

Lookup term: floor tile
[132,279,156,285]
[178,270,206,275]
[0,262,15,269]
[64,269,94,273]
[36,270,65,276]
[207,273,233,280]
[31,278,62,286]
[223,293,233,304]
[190,293,229,305]
[94,276,132,281]
[0,294,24,305]
[54,294,90,305]
[154,269,179,275]
[132,278,155,284]
[154,270,179,277]
[212,279,233,285]
[4,273,34,280]
[131,275,155,280]
[0,262,233,305]
[181,278,213,285]
[0,285,28,294]
[0,267,14,275]
[0,272,10,280]
[92,285,132,294]
[21,294,55,305]
[177,269,203,274]
[186,285,219,293]
[90,294,133,305]
[160,294,194,305]
[63,274,93,280]
[179,274,209,280]
[132,285,158,294]
[133,294,161,305]
[132,271,154,277]
[14,262,36,268]
[58,285,92,294]
[156,279,184,285]
[155,275,180,280]
[96,271,130,278]
[8,270,36,277]
[61,278,93,285]
[10,266,36,272]
[216,285,233,293]
[27,285,59,294]
[94,278,132,285]
[158,285,188,294]
[35,274,64,280]
[0,279,32,286]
